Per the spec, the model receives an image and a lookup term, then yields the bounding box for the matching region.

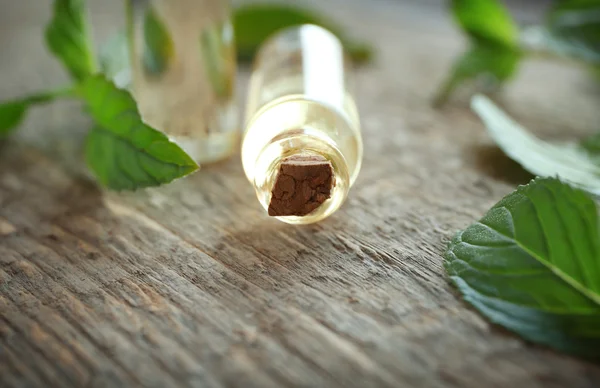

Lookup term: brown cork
[268,154,335,217]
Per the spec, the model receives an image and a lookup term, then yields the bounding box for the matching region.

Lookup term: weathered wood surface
[1,0,600,387]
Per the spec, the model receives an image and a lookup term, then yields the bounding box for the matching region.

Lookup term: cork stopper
[268,154,335,217]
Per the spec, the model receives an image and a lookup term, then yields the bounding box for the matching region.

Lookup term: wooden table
[1,0,599,387]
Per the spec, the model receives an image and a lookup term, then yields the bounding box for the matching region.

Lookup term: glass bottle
[127,0,237,164]
[242,25,363,225]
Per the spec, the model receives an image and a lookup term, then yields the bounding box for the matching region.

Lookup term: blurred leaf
[79,75,198,190]
[143,6,175,76]
[453,0,519,47]
[0,90,71,138]
[471,94,600,195]
[45,0,96,80]
[521,1,600,65]
[0,95,52,138]
[593,65,600,80]
[581,131,600,159]
[435,0,521,106]
[3,0,92,139]
[546,0,600,63]
[433,44,521,106]
[201,21,235,99]
[446,177,600,360]
[234,4,373,63]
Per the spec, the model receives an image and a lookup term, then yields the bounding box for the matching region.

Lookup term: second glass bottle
[128,0,238,164]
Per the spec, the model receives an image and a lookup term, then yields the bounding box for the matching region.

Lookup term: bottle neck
[253,133,350,225]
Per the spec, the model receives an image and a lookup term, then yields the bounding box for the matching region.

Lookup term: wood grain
[1,0,600,387]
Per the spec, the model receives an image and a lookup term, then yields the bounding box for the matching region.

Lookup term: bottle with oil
[127,0,237,164]
[242,25,363,224]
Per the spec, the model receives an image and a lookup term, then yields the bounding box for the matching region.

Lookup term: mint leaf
[142,6,175,76]
[593,65,600,80]
[581,131,600,157]
[79,75,198,190]
[233,4,373,63]
[0,94,53,138]
[433,44,520,106]
[2,0,93,137]
[547,0,600,64]
[521,1,600,65]
[435,0,521,106]
[0,90,74,138]
[45,0,96,80]
[453,0,519,47]
[446,177,600,359]
[471,94,600,195]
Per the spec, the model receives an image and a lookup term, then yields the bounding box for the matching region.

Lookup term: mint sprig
[454,94,600,357]
[581,131,600,157]
[81,75,197,189]
[445,177,600,359]
[545,0,600,64]
[0,0,198,190]
[45,0,97,80]
[437,0,600,106]
[441,1,600,356]
[433,0,521,106]
[0,90,69,138]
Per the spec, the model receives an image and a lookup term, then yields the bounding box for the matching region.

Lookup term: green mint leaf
[452,0,519,48]
[471,94,600,195]
[200,22,235,100]
[0,95,51,137]
[79,75,198,190]
[0,91,69,138]
[547,0,600,63]
[581,131,600,157]
[446,177,600,359]
[521,1,600,65]
[435,0,521,106]
[142,6,175,76]
[593,65,600,80]
[433,44,520,106]
[0,102,29,138]
[233,4,373,64]
[45,0,96,80]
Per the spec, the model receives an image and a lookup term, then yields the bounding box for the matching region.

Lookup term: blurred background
[1,0,595,156]
[1,1,600,387]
